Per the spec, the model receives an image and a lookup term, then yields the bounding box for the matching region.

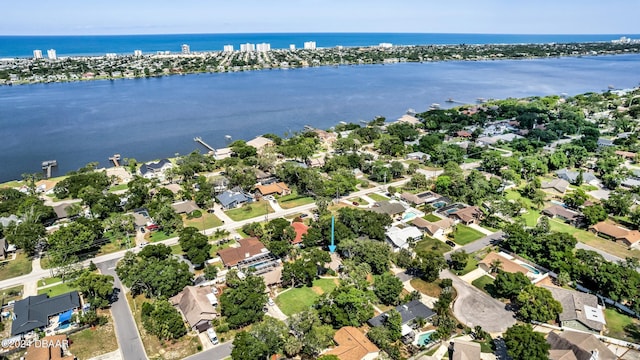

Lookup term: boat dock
[194,136,215,152]
[41,160,57,178]
[109,154,121,167]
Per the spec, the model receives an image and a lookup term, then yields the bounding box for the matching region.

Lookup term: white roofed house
[385,226,423,252]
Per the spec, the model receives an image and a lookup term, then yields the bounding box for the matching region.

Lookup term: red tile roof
[291,222,308,245]
[217,237,267,267]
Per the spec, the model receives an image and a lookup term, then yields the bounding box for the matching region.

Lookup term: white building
[134,49,143,56]
[181,44,190,54]
[105,53,117,59]
[303,41,316,50]
[33,50,43,59]
[47,49,57,60]
[223,44,234,52]
[289,44,295,50]
[379,43,393,48]
[256,43,271,52]
[240,43,256,52]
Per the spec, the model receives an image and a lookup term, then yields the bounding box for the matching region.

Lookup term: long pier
[41,160,57,179]
[194,136,215,152]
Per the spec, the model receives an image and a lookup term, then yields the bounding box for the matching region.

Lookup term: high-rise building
[105,53,117,59]
[47,49,57,60]
[240,43,256,52]
[33,50,43,59]
[181,44,190,54]
[289,44,296,50]
[134,49,143,56]
[379,43,393,48]
[223,45,234,52]
[256,43,271,52]
[303,41,316,50]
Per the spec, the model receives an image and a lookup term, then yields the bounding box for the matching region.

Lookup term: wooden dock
[109,154,121,167]
[194,136,215,152]
[41,160,57,179]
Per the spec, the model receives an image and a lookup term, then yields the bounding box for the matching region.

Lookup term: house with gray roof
[542,286,606,334]
[369,201,406,216]
[541,178,570,194]
[139,159,173,180]
[11,291,81,336]
[556,169,598,185]
[216,189,254,209]
[368,300,436,329]
[547,331,616,360]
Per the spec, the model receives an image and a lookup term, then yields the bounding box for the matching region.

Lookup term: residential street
[444,231,504,260]
[183,342,233,360]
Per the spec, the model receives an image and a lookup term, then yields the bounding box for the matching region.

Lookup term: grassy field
[409,278,442,298]
[278,193,315,209]
[348,197,369,206]
[148,230,178,242]
[471,275,495,295]
[0,252,32,280]
[367,193,389,202]
[38,282,78,297]
[522,210,541,227]
[276,278,339,316]
[68,311,119,359]
[183,212,223,230]
[549,219,640,260]
[108,183,129,192]
[604,308,640,342]
[453,257,479,276]
[453,224,485,245]
[0,285,23,306]
[505,190,534,209]
[127,293,201,360]
[423,214,442,222]
[39,277,63,286]
[226,200,274,221]
[415,237,450,256]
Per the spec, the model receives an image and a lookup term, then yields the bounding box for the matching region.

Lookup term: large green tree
[373,273,403,306]
[141,300,187,340]
[73,271,114,309]
[492,270,530,299]
[515,285,563,323]
[116,249,192,298]
[504,324,550,360]
[316,286,374,328]
[178,226,211,267]
[220,272,268,328]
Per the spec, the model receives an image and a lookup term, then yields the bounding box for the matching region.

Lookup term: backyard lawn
[0,285,23,306]
[453,257,479,276]
[278,193,315,209]
[68,311,119,359]
[0,252,32,280]
[471,275,495,295]
[226,200,274,221]
[452,224,485,245]
[549,219,640,260]
[423,214,442,222]
[414,237,450,256]
[521,210,541,227]
[276,278,339,316]
[367,193,389,202]
[605,308,640,342]
[409,278,442,298]
[183,212,223,230]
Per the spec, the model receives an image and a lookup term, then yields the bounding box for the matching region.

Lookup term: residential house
[385,226,423,251]
[400,191,441,206]
[217,237,278,274]
[312,129,338,145]
[556,169,598,186]
[405,151,430,161]
[161,183,182,195]
[478,252,528,275]
[170,286,217,332]
[396,114,421,126]
[542,205,582,225]
[213,147,232,160]
[171,200,200,214]
[412,217,454,238]
[369,201,406,216]
[24,334,73,360]
[324,326,379,360]
[546,331,616,360]
[216,188,254,209]
[543,286,606,334]
[448,206,484,225]
[256,182,291,197]
[52,203,79,221]
[246,136,274,151]
[456,130,473,138]
[255,169,277,185]
[597,138,615,147]
[213,177,230,193]
[307,157,326,168]
[590,221,640,248]
[11,292,81,336]
[139,159,173,180]
[450,339,481,360]
[615,150,637,160]
[368,300,436,328]
[130,208,154,230]
[291,221,308,245]
[476,133,523,146]
[541,178,570,195]
[621,177,640,189]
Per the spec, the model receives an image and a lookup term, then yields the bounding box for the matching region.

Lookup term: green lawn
[414,237,450,256]
[505,190,534,209]
[409,278,442,298]
[471,275,495,295]
[278,193,315,209]
[367,193,389,202]
[183,212,223,230]
[276,278,338,316]
[423,214,442,222]
[454,257,479,276]
[604,308,640,342]
[148,230,178,242]
[549,219,640,260]
[108,183,129,192]
[226,200,274,221]
[39,277,63,286]
[38,282,78,297]
[0,285,24,306]
[0,252,33,280]
[521,210,541,227]
[68,315,119,360]
[453,224,485,245]
[348,197,370,206]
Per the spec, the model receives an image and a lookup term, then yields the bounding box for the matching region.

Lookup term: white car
[267,298,275,306]
[207,328,219,345]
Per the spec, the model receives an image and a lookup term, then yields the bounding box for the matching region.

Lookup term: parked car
[207,328,219,345]
[267,298,275,306]
[139,241,149,248]
[445,240,456,247]
[300,213,309,218]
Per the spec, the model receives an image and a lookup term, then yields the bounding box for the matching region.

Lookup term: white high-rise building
[256,43,271,52]
[289,44,296,50]
[105,53,117,59]
[240,43,256,52]
[303,41,316,50]
[223,44,234,52]
[379,43,393,48]
[181,44,190,54]
[134,49,143,56]
[47,49,57,60]
[33,50,43,59]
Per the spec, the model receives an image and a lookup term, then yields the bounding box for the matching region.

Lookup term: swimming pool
[402,211,419,221]
[417,330,436,346]
[432,201,446,208]
[519,263,541,275]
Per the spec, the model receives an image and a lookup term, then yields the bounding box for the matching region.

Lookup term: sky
[2,0,639,36]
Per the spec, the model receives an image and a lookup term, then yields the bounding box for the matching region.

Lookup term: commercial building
[303,41,317,50]
[289,44,295,50]
[223,44,234,52]
[240,43,256,52]
[256,43,271,52]
[134,49,143,56]
[47,49,57,60]
[33,50,43,59]
[181,44,190,54]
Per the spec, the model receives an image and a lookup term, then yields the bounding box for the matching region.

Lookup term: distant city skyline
[2,0,639,36]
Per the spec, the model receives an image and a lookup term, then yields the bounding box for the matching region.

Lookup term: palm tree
[489,259,502,274]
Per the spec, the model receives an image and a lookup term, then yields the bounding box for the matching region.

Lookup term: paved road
[575,242,623,263]
[183,342,232,360]
[97,259,148,360]
[440,269,516,333]
[444,231,504,260]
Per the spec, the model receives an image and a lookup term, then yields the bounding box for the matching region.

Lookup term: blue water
[520,263,541,275]
[1,54,640,182]
[1,33,638,58]
[418,330,436,345]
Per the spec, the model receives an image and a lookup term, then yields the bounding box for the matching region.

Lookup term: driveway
[440,269,515,333]
[97,259,148,360]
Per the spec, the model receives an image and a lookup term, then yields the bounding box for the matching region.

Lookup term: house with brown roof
[369,201,406,216]
[412,217,454,238]
[542,205,582,225]
[478,252,529,276]
[400,191,442,206]
[448,206,484,225]
[396,114,421,126]
[217,237,270,268]
[590,221,640,248]
[246,136,274,151]
[170,286,217,332]
[171,200,200,214]
[456,130,473,138]
[312,129,338,144]
[325,326,380,360]
[24,334,74,360]
[542,286,606,334]
[546,331,616,360]
[291,221,308,245]
[541,178,570,194]
[615,150,637,160]
[450,339,481,360]
[255,182,291,196]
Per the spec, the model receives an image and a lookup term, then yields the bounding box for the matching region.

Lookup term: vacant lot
[453,225,485,245]
[409,278,442,298]
[69,311,119,359]
[183,212,223,230]
[415,237,450,256]
[276,278,338,316]
[367,193,389,202]
[279,193,315,209]
[0,252,32,280]
[605,308,640,342]
[226,200,274,221]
